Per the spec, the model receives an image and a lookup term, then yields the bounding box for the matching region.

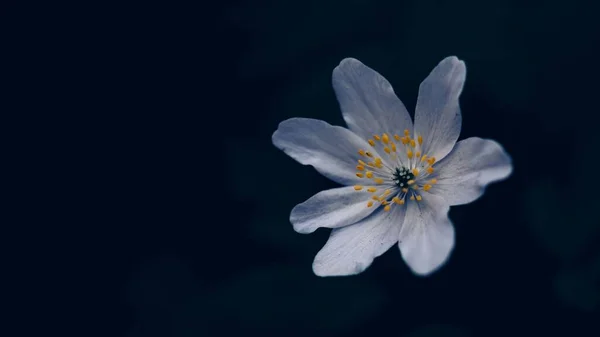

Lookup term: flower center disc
[392,167,414,188]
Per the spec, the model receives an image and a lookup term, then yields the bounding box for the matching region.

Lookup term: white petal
[414,56,466,161]
[332,58,413,141]
[290,186,379,234]
[432,137,512,206]
[313,206,405,276]
[398,192,454,276]
[272,118,378,185]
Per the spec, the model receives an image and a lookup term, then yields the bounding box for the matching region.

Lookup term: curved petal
[272,118,380,185]
[431,137,513,206]
[332,58,413,141]
[313,206,405,276]
[290,186,379,234]
[414,56,466,161]
[398,192,454,276]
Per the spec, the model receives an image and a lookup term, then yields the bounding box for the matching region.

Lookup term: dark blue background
[7,0,600,336]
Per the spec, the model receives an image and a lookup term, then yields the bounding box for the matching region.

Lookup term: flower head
[272,57,512,276]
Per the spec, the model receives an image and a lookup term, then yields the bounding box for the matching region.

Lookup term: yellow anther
[365,151,373,157]
[354,185,363,191]
[381,200,389,205]
[358,149,366,156]
[393,197,405,205]
[401,136,409,145]
[374,178,384,184]
[384,147,391,154]
[366,171,373,178]
[423,184,432,191]
[382,133,390,144]
[402,188,409,193]
[367,162,375,167]
[430,178,437,184]
[383,189,391,196]
[384,205,391,211]
[391,142,397,152]
[410,139,416,148]
[421,154,428,162]
[375,157,382,165]
[394,134,401,141]
[416,195,422,201]
[407,179,415,185]
[367,201,374,207]
[428,157,436,165]
[372,195,380,201]
[412,168,419,176]
[356,165,365,171]
[356,172,364,178]
[368,139,375,146]
[415,151,421,158]
[404,129,410,136]
[358,160,367,166]
[375,162,383,169]
[367,187,377,193]
[427,167,434,174]
[418,135,423,145]
[410,195,415,200]
[407,150,413,159]
[374,135,381,141]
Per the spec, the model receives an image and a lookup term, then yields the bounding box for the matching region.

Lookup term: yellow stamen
[381,200,389,205]
[421,154,428,162]
[410,195,415,200]
[354,185,363,191]
[367,162,375,167]
[384,205,391,211]
[412,168,419,176]
[430,178,437,184]
[415,151,421,158]
[416,195,422,201]
[423,184,432,191]
[356,172,364,178]
[391,142,397,152]
[383,189,391,196]
[410,139,416,148]
[368,139,375,146]
[393,197,405,205]
[367,187,377,193]
[374,178,384,184]
[407,179,415,185]
[418,135,423,145]
[372,195,380,201]
[384,147,391,154]
[407,150,413,159]
[428,157,436,165]
[358,149,366,156]
[427,167,434,174]
[404,129,410,136]
[374,135,381,141]
[356,165,365,171]
[382,133,389,144]
[366,151,373,157]
[394,134,401,141]
[367,201,374,207]
[358,160,367,166]
[366,171,373,178]
[402,188,408,193]
[401,136,409,145]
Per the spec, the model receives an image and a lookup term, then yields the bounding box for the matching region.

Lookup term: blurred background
[5,0,600,336]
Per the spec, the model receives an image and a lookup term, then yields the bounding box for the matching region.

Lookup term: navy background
[6,0,600,336]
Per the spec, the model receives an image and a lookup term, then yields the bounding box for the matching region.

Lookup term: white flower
[272,57,513,276]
